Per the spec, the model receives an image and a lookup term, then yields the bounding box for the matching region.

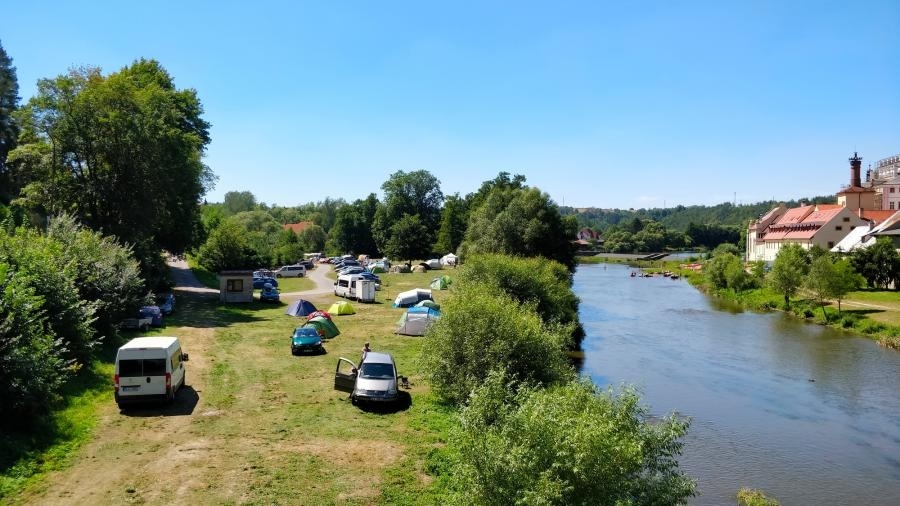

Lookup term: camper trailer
[334,274,376,302]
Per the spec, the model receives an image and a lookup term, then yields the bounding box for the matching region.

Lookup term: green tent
[430,275,452,290]
[328,300,356,315]
[370,265,386,274]
[303,315,340,338]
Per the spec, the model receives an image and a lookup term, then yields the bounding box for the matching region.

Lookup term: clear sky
[4,1,899,209]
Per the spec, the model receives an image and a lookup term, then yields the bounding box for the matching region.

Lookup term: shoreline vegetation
[579,254,900,351]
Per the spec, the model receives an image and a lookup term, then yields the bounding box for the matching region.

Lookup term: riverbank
[578,255,900,351]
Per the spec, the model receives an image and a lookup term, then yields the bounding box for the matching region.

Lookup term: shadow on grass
[357,391,413,415]
[118,386,199,417]
[843,308,885,317]
[161,292,269,329]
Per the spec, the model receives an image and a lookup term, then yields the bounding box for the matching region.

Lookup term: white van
[275,264,306,278]
[114,336,188,408]
[334,274,363,298]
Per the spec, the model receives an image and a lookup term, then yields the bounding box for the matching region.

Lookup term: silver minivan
[334,352,399,405]
[275,264,306,278]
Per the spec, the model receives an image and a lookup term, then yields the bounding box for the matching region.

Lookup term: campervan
[114,336,188,408]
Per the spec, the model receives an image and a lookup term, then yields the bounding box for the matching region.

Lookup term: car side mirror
[182,353,189,361]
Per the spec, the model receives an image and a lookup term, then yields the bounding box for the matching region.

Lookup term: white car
[275,264,306,278]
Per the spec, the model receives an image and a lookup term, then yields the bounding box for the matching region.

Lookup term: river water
[576,263,900,505]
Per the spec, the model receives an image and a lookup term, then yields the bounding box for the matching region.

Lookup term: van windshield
[359,363,395,379]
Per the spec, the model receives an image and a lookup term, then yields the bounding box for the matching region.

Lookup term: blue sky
[5,1,899,209]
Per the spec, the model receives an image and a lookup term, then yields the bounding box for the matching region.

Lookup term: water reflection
[576,263,900,506]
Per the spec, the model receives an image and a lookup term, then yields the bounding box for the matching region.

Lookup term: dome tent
[328,300,356,315]
[285,298,317,317]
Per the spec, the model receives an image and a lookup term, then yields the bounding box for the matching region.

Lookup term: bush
[841,314,860,329]
[444,372,696,505]
[857,319,886,335]
[420,282,573,406]
[737,487,780,505]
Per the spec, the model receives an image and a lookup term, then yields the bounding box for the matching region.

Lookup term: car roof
[294,327,318,334]
[361,351,393,364]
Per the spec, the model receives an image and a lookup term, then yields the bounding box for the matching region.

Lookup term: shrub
[841,314,860,329]
[857,319,886,335]
[420,282,573,406]
[445,372,696,505]
[737,487,780,505]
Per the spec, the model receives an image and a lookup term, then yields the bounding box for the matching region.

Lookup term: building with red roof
[283,221,315,234]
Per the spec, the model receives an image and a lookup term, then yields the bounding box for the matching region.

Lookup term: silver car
[334,352,399,405]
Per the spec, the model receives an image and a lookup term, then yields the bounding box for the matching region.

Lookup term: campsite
[8,267,451,505]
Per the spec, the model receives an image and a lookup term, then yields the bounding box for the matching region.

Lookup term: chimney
[850,152,862,187]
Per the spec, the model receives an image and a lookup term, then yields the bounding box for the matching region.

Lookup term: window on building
[892,202,896,210]
[843,217,850,222]
[828,242,835,248]
[226,279,244,292]
[892,187,896,193]
[836,226,842,231]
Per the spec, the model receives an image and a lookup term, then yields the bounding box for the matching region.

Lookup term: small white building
[218,270,253,303]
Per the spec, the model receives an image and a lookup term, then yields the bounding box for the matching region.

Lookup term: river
[576,263,900,505]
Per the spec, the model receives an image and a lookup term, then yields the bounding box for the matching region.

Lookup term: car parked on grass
[253,276,278,289]
[291,326,325,355]
[139,305,164,327]
[334,351,400,405]
[275,264,306,278]
[260,283,280,302]
[156,293,176,315]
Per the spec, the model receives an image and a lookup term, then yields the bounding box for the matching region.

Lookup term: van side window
[171,348,182,369]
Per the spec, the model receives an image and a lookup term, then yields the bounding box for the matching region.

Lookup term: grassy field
[5,269,457,505]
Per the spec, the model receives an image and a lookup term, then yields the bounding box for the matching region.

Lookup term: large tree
[326,194,378,255]
[433,193,468,254]
[0,40,20,203]
[461,186,576,270]
[371,170,443,260]
[9,59,213,259]
[768,243,810,309]
[849,237,900,289]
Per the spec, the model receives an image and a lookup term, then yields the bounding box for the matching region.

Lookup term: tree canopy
[0,40,20,203]
[9,59,213,262]
[372,170,443,260]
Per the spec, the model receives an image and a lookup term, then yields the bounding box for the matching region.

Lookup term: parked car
[120,315,153,332]
[275,264,306,278]
[156,293,176,315]
[253,276,278,289]
[139,306,164,327]
[260,283,280,302]
[291,327,325,355]
[337,266,366,276]
[333,351,400,405]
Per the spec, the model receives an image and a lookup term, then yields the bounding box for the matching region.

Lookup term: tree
[0,39,19,202]
[223,191,257,216]
[464,171,527,214]
[768,244,809,309]
[461,187,576,271]
[433,193,468,254]
[849,237,900,289]
[9,59,213,262]
[196,219,259,272]
[326,194,378,255]
[705,252,743,291]
[372,170,443,260]
[446,371,696,505]
[420,281,573,406]
[805,255,861,319]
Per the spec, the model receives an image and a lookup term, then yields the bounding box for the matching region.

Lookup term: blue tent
[285,298,317,317]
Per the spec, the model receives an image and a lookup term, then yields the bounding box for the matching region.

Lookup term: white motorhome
[114,336,188,408]
[334,274,363,299]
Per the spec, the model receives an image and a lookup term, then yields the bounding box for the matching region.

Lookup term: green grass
[737,488,780,505]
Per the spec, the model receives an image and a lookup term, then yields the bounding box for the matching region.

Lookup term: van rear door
[117,356,168,397]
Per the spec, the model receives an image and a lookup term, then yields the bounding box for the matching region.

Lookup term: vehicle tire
[168,388,176,404]
[276,273,282,278]
[350,396,358,406]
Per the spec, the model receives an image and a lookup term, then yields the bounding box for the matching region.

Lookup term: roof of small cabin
[283,221,314,234]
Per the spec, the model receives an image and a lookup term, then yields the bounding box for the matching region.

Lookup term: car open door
[334,357,357,393]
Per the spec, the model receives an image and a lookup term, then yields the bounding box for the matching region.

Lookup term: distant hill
[561,196,836,232]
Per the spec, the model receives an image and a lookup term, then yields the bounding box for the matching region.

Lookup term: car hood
[355,377,395,392]
[292,335,321,345]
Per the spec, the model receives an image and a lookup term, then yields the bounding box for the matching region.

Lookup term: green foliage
[849,237,900,289]
[46,214,147,339]
[0,261,71,427]
[711,242,741,257]
[196,218,259,271]
[372,170,444,260]
[805,255,861,316]
[767,244,809,309]
[457,254,580,337]
[326,194,378,255]
[705,252,743,291]
[420,282,573,406]
[445,372,696,505]
[461,186,575,270]
[222,190,258,216]
[0,39,19,201]
[433,193,468,254]
[9,59,211,267]
[0,225,96,363]
[737,488,780,506]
